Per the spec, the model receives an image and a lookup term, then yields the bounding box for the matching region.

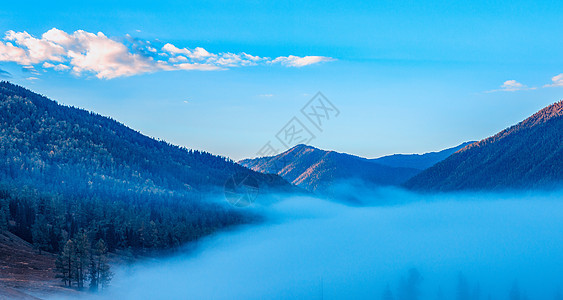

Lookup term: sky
[1,0,563,160]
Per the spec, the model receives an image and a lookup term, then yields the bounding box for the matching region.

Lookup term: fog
[64,189,563,299]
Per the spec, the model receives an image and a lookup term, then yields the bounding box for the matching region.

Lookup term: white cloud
[544,73,563,87]
[65,30,157,79]
[485,80,536,93]
[43,62,70,71]
[0,28,334,79]
[0,41,30,64]
[5,30,66,63]
[270,55,334,67]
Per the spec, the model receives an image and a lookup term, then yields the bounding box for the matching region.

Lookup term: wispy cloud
[543,73,563,88]
[485,80,536,93]
[270,55,335,67]
[258,94,274,98]
[0,69,11,78]
[0,28,335,79]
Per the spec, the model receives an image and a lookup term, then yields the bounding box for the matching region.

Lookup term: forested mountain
[0,81,292,255]
[405,100,563,191]
[239,145,412,192]
[372,142,474,170]
[239,143,472,192]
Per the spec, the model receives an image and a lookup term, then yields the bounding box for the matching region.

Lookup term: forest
[0,81,287,289]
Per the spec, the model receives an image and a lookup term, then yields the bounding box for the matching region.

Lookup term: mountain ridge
[239,142,471,192]
[405,100,563,191]
[0,81,293,255]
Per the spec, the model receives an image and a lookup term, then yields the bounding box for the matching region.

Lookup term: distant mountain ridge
[372,142,474,170]
[239,142,472,192]
[405,100,563,191]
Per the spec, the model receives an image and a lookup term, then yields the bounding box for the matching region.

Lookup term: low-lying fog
[70,189,563,299]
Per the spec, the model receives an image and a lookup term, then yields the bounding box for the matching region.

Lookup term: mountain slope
[372,142,474,170]
[239,144,464,192]
[0,81,290,195]
[0,81,293,254]
[405,101,563,191]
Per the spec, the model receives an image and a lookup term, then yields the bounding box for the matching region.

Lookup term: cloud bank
[63,190,563,300]
[0,28,334,79]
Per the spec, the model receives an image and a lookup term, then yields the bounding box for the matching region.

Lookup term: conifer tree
[75,231,90,289]
[383,284,395,300]
[89,239,112,291]
[31,214,51,254]
[55,239,75,287]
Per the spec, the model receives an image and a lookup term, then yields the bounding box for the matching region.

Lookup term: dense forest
[0,81,293,287]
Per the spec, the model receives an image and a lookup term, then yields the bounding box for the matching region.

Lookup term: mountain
[372,142,474,170]
[0,81,293,254]
[405,101,563,191]
[238,143,471,192]
[0,81,290,195]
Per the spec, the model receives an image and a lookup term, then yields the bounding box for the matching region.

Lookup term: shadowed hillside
[0,81,293,256]
[405,100,563,191]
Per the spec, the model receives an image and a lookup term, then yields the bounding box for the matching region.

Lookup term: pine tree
[383,284,395,300]
[398,268,422,300]
[89,239,112,291]
[472,282,480,300]
[98,240,113,290]
[75,231,90,289]
[0,207,8,231]
[31,214,51,254]
[509,281,520,300]
[457,272,470,300]
[55,239,75,287]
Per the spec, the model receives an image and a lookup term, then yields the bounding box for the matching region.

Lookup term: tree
[472,282,480,300]
[74,231,90,289]
[89,239,112,291]
[55,239,75,287]
[457,272,470,300]
[0,207,8,231]
[398,268,422,300]
[31,214,51,254]
[383,284,395,300]
[509,280,520,300]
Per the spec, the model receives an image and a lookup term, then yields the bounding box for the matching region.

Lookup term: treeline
[0,183,253,254]
[380,268,563,300]
[55,232,112,291]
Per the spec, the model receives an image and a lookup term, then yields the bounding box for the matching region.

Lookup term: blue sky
[1,0,563,160]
